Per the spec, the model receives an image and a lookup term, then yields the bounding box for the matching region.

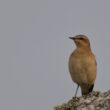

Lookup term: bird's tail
[81,84,94,95]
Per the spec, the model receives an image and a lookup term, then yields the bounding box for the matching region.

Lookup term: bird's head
[69,35,90,48]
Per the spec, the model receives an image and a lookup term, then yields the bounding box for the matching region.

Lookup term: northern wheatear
[68,35,97,96]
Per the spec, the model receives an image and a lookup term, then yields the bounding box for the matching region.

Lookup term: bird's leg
[74,84,79,97]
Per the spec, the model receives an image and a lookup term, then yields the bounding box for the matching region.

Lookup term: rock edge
[54,90,110,110]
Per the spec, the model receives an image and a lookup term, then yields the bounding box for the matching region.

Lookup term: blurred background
[0,0,110,110]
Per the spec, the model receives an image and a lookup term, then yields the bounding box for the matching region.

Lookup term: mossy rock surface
[54,90,110,110]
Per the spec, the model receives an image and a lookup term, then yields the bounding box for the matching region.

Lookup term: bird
[68,35,97,96]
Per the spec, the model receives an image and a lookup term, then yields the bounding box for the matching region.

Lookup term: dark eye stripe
[79,37,84,40]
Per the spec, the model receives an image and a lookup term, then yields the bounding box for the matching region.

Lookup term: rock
[54,90,110,110]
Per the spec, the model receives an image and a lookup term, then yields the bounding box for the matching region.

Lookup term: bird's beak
[69,37,75,40]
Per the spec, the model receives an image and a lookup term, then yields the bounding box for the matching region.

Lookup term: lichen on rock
[54,90,110,110]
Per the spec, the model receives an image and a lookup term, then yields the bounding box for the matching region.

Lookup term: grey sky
[0,0,110,110]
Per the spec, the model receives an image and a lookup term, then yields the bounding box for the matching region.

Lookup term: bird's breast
[69,52,97,85]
